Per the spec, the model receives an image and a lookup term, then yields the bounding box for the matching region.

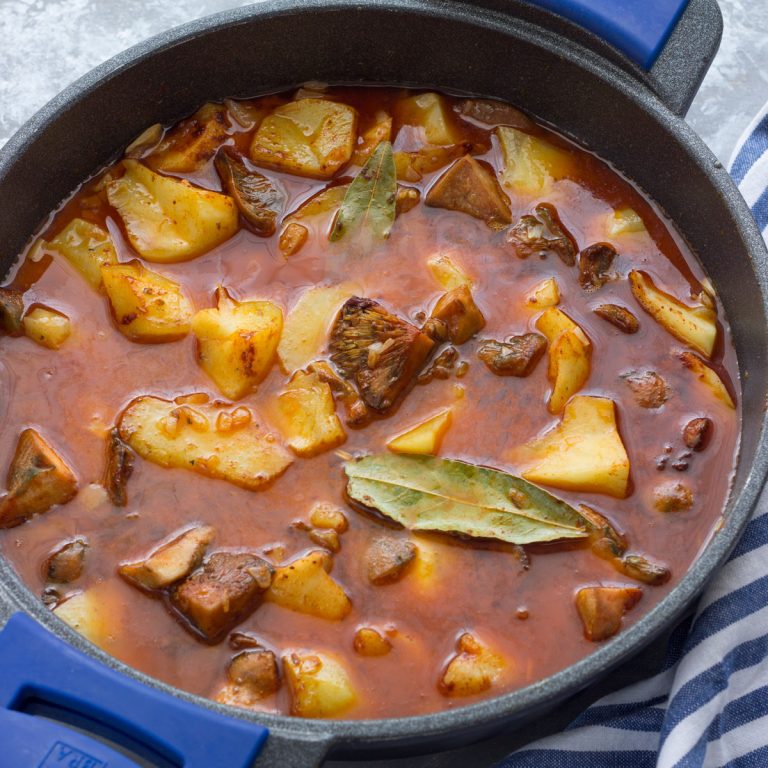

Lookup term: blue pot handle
[0,613,268,768]
[525,0,689,68]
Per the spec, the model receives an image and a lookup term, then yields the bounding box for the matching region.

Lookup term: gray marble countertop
[1,1,766,766]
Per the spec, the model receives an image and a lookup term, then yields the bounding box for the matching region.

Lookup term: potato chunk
[496,127,574,195]
[283,650,357,718]
[0,429,78,528]
[107,160,238,262]
[425,155,512,229]
[250,99,357,179]
[47,218,117,290]
[426,251,473,290]
[118,396,293,491]
[352,110,392,165]
[266,551,351,620]
[387,409,452,456]
[440,633,504,697]
[53,588,114,649]
[23,306,71,349]
[273,370,346,457]
[522,396,630,498]
[192,286,282,400]
[353,627,392,657]
[172,552,274,641]
[679,351,735,408]
[607,207,647,237]
[278,283,359,374]
[629,270,717,357]
[101,261,192,343]
[575,586,642,641]
[536,308,591,414]
[393,92,462,145]
[119,525,215,590]
[525,277,560,308]
[146,103,230,173]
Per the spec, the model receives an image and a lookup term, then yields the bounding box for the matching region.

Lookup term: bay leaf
[330,141,396,244]
[344,454,588,545]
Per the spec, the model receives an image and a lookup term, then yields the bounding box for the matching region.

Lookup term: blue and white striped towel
[498,105,768,768]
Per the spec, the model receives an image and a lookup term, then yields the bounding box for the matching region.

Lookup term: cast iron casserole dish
[1,1,768,765]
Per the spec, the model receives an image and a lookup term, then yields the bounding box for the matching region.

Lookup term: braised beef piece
[103,428,134,507]
[424,285,486,345]
[506,203,577,265]
[215,148,286,237]
[45,538,88,584]
[425,155,512,229]
[366,538,417,585]
[579,243,617,290]
[0,429,78,529]
[171,552,274,642]
[683,417,713,452]
[0,287,24,335]
[330,297,436,413]
[477,333,547,377]
[227,649,280,698]
[624,370,669,409]
[593,303,639,334]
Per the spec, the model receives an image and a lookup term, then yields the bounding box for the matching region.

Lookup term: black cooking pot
[1,1,768,766]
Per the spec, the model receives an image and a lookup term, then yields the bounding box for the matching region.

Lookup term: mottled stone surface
[0,1,766,766]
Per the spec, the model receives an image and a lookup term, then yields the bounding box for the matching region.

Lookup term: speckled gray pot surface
[1,1,768,765]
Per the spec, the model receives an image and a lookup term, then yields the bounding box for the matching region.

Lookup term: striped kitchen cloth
[497,105,768,768]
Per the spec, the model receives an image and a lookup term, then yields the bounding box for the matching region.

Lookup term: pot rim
[1,0,767,749]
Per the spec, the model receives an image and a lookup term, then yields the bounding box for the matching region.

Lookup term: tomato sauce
[0,87,739,719]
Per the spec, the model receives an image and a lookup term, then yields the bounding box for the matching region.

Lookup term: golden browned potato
[53,587,116,649]
[191,286,283,400]
[273,369,346,457]
[118,395,293,491]
[250,99,358,179]
[496,126,575,195]
[575,586,642,641]
[282,650,357,718]
[266,550,351,620]
[47,218,117,290]
[145,103,230,173]
[393,92,463,145]
[629,270,717,357]
[387,409,452,456]
[277,283,360,374]
[101,261,193,343]
[119,525,216,590]
[606,207,647,237]
[0,429,78,528]
[521,395,630,498]
[309,502,348,533]
[353,627,391,657]
[536,307,591,413]
[525,277,560,308]
[679,351,735,408]
[107,160,238,262]
[352,110,392,165]
[22,306,71,349]
[426,251,473,290]
[440,633,505,697]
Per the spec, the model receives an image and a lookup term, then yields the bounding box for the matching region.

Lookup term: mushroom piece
[0,287,24,336]
[425,285,486,345]
[624,370,670,409]
[365,537,417,585]
[593,304,639,334]
[477,333,547,377]
[506,203,577,265]
[683,417,713,451]
[578,243,617,290]
[654,481,694,513]
[45,538,88,584]
[103,428,134,507]
[575,586,642,642]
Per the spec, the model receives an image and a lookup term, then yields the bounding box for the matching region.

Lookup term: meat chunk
[506,203,577,265]
[624,370,669,409]
[576,586,642,641]
[215,148,286,237]
[0,429,78,528]
[477,333,546,376]
[654,481,694,513]
[119,525,215,590]
[593,304,639,334]
[366,537,417,585]
[330,297,436,412]
[45,538,88,584]
[171,552,273,642]
[425,155,512,229]
[683,417,713,451]
[426,285,486,345]
[0,287,24,335]
[578,243,617,290]
[103,428,134,507]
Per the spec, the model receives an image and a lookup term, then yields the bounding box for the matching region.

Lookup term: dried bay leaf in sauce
[344,454,588,545]
[330,141,397,246]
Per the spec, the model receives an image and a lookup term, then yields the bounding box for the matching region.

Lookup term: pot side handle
[0,613,268,768]
[523,0,723,115]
